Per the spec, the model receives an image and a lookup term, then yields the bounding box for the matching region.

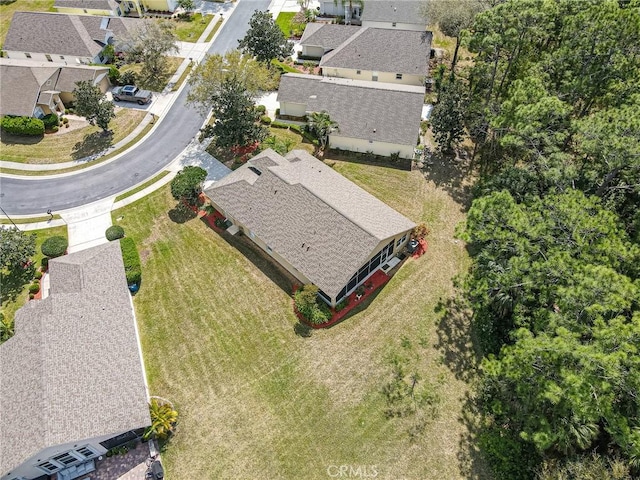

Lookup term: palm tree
[144,397,178,441]
[307,111,339,151]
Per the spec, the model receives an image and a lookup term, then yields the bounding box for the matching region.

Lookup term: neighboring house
[319,27,432,87]
[0,60,110,118]
[361,1,426,31]
[2,12,140,65]
[140,0,178,12]
[277,73,424,159]
[54,0,125,16]
[299,23,360,59]
[318,1,362,23]
[204,149,415,307]
[0,242,151,480]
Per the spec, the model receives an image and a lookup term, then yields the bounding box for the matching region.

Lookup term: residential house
[0,59,110,118]
[54,0,126,16]
[361,1,426,31]
[319,27,432,87]
[318,0,362,24]
[2,12,140,65]
[204,149,416,307]
[277,73,424,158]
[299,23,360,59]
[139,0,178,12]
[0,242,151,480]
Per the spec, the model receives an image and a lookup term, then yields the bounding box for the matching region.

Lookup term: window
[53,452,79,466]
[24,52,31,58]
[76,446,95,458]
[249,230,255,240]
[38,461,60,473]
[392,22,397,27]
[396,234,407,247]
[356,70,361,75]
[396,73,403,80]
[45,54,53,62]
[266,245,273,254]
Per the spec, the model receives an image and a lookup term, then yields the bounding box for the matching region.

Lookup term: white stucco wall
[322,67,424,86]
[279,101,307,118]
[3,50,96,65]
[330,135,416,159]
[55,6,116,16]
[301,45,324,59]
[361,21,425,31]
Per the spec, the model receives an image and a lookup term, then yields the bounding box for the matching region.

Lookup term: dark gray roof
[299,23,361,51]
[277,73,425,147]
[320,27,431,75]
[0,242,150,475]
[3,12,140,58]
[205,149,415,298]
[362,1,425,25]
[55,0,119,10]
[0,64,58,116]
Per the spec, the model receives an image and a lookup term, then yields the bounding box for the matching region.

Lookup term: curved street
[0,0,270,216]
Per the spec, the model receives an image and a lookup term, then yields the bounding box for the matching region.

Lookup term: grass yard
[0,109,145,164]
[263,126,315,155]
[119,56,183,92]
[275,11,297,37]
[169,13,213,42]
[0,0,53,45]
[114,154,487,479]
[204,17,223,42]
[0,225,68,330]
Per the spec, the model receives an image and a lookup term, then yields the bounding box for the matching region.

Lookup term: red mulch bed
[412,238,428,259]
[295,269,391,329]
[184,196,227,233]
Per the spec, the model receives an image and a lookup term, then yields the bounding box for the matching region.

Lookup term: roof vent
[248,166,262,176]
[373,128,376,133]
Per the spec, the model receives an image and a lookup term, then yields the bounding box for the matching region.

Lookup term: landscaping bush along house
[120,237,142,286]
[1,116,45,136]
[41,236,68,258]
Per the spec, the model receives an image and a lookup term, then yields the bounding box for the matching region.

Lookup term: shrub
[29,293,35,300]
[170,166,207,205]
[105,225,125,241]
[49,125,59,133]
[62,117,69,124]
[41,257,49,270]
[42,113,59,129]
[275,107,280,117]
[119,70,137,86]
[412,223,430,240]
[1,116,45,136]
[120,237,142,286]
[29,283,40,294]
[34,270,43,280]
[335,298,349,312]
[294,285,332,325]
[260,115,272,125]
[389,151,400,162]
[108,64,121,84]
[41,236,68,258]
[255,105,266,114]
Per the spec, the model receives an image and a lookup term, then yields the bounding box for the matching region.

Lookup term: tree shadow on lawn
[168,203,197,224]
[434,292,483,383]
[71,130,113,160]
[457,391,492,479]
[324,148,412,172]
[0,132,45,146]
[420,147,474,211]
[1,266,35,306]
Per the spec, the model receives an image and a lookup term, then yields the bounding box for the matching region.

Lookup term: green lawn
[0,0,54,46]
[0,109,145,164]
[263,126,315,155]
[276,11,297,37]
[204,17,223,42]
[113,158,485,479]
[169,13,214,42]
[1,225,68,331]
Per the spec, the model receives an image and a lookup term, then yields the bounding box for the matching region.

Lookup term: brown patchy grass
[113,156,487,479]
[0,0,54,45]
[0,109,145,164]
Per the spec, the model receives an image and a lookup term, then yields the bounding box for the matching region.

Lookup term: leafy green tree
[207,77,268,151]
[170,166,207,205]
[117,20,179,78]
[0,227,36,272]
[430,80,466,153]
[0,312,14,344]
[143,398,178,441]
[73,81,115,133]
[238,10,293,62]
[187,49,279,114]
[306,111,338,150]
[177,0,195,14]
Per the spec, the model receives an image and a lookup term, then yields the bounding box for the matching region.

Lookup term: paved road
[0,0,270,215]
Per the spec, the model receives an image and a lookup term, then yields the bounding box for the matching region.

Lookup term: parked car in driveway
[112,85,153,105]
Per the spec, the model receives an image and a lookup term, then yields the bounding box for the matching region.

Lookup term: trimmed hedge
[120,237,142,286]
[42,114,60,129]
[1,116,45,136]
[41,236,68,258]
[29,282,40,294]
[105,225,125,241]
[260,115,272,125]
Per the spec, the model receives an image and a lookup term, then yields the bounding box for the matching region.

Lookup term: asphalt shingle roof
[0,242,150,475]
[362,1,426,25]
[320,27,431,76]
[3,12,140,58]
[277,73,425,147]
[299,23,361,51]
[205,149,415,298]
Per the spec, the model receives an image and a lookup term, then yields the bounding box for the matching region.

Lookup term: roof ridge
[69,14,101,54]
[319,26,369,66]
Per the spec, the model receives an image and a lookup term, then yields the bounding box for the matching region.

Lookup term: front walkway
[61,199,113,253]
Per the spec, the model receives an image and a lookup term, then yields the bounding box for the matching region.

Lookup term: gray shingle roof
[362,1,425,25]
[277,73,425,147]
[205,149,415,298]
[55,0,119,10]
[0,64,58,116]
[0,242,150,475]
[299,23,361,51]
[3,12,140,58]
[320,27,431,75]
